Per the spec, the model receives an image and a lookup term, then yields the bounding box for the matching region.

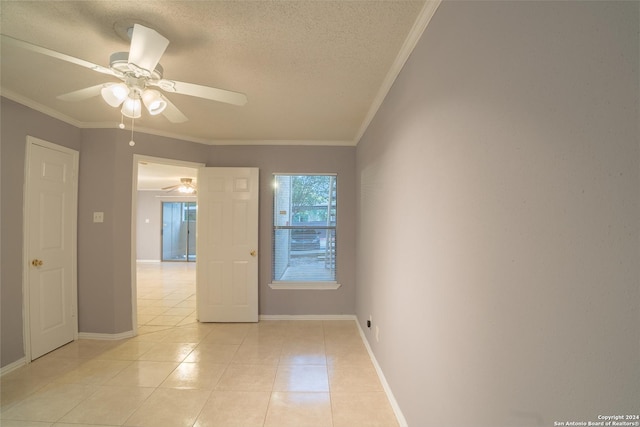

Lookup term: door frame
[130,155,204,335]
[22,136,79,362]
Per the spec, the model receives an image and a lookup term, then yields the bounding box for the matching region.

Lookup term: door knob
[31,259,43,267]
[250,250,257,257]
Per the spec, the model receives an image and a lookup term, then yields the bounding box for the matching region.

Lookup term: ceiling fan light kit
[121,95,142,119]
[163,177,197,194]
[101,82,130,107]
[141,89,167,115]
[3,22,248,140]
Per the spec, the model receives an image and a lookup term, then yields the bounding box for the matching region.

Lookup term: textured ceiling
[1,1,432,146]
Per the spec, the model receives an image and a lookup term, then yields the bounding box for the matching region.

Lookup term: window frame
[269,173,340,290]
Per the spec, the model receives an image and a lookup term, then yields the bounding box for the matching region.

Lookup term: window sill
[268,282,341,290]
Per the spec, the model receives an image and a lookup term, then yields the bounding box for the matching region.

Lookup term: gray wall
[1,99,82,367]
[1,97,356,368]
[355,2,639,426]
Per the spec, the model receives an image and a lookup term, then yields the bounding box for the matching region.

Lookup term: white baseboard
[356,320,409,427]
[78,330,135,341]
[0,357,27,377]
[136,259,161,263]
[259,314,356,321]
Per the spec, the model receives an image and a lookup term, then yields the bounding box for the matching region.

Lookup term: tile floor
[0,262,399,427]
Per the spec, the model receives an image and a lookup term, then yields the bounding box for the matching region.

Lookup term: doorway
[162,201,196,262]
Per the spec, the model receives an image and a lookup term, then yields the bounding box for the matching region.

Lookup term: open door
[196,167,259,322]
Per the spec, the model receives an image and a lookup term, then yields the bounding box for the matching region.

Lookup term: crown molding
[353,0,442,145]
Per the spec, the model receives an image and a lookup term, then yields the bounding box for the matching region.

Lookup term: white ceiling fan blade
[128,24,169,74]
[161,184,180,191]
[1,34,116,76]
[57,84,105,102]
[162,97,188,123]
[160,80,248,106]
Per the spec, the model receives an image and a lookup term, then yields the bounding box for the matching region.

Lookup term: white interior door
[196,167,259,322]
[25,137,78,360]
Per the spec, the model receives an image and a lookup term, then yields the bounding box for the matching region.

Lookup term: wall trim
[136,259,161,263]
[354,0,442,144]
[0,357,27,377]
[77,331,135,341]
[355,319,409,427]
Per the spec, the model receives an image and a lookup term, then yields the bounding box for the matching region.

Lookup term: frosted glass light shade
[101,83,130,107]
[142,89,167,115]
[121,96,142,118]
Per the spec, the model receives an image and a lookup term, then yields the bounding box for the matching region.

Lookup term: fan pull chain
[119,114,125,130]
[129,117,136,146]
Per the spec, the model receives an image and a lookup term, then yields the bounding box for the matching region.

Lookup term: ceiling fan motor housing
[109,52,164,80]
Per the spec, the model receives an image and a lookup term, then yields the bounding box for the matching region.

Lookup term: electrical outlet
[375,326,380,342]
[93,212,104,223]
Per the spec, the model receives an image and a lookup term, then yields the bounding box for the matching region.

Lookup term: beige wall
[355,1,639,425]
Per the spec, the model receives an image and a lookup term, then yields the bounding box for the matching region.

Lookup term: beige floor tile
[97,341,156,361]
[58,385,153,425]
[40,340,117,360]
[264,392,332,427]
[134,325,174,337]
[137,342,197,362]
[163,307,195,317]
[147,314,186,326]
[2,358,83,384]
[184,344,239,364]
[159,326,211,343]
[215,364,277,392]
[328,364,383,393]
[124,387,210,427]
[1,383,96,422]
[54,359,132,385]
[137,306,169,316]
[137,314,157,325]
[193,391,270,427]
[173,300,196,308]
[280,342,327,365]
[105,361,178,387]
[0,377,49,411]
[54,423,121,427]
[231,344,282,365]
[0,421,53,427]
[331,392,400,427]
[4,263,402,427]
[177,315,198,326]
[201,326,249,345]
[273,365,329,392]
[160,362,226,389]
[325,341,374,367]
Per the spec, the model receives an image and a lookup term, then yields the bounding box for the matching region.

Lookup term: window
[271,174,338,289]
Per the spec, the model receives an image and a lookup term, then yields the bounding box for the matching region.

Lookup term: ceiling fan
[163,178,197,194]
[2,24,247,124]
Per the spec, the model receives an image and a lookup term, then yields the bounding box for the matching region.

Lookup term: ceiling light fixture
[121,94,142,118]
[141,89,167,115]
[101,84,167,118]
[178,185,195,194]
[101,82,130,107]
